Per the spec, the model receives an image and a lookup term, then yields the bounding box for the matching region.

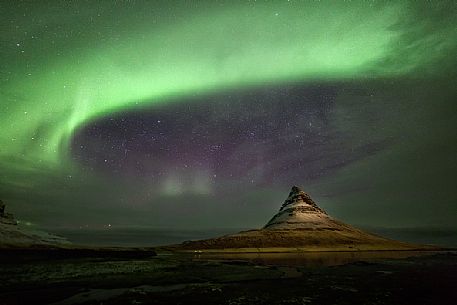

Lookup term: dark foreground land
[0,251,456,305]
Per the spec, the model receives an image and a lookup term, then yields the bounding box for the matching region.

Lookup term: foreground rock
[1,250,455,305]
[168,186,438,252]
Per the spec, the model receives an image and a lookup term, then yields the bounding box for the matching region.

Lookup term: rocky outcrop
[0,200,17,225]
[0,200,70,249]
[0,199,4,215]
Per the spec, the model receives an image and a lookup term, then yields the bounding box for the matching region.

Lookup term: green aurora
[1,1,456,228]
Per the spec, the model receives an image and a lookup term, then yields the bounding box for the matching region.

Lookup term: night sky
[1,1,456,231]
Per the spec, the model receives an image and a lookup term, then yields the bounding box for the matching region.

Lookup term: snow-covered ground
[0,223,69,248]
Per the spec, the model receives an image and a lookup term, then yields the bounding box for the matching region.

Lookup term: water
[48,227,457,248]
[49,227,240,247]
[364,227,457,248]
[191,250,453,267]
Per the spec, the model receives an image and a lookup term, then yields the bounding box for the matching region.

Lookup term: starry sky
[1,1,456,230]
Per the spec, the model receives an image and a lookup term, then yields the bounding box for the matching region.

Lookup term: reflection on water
[193,251,451,267]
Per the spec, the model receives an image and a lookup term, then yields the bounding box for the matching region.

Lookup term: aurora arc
[1,1,456,184]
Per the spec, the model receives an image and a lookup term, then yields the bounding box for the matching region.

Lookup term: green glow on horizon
[0,1,454,177]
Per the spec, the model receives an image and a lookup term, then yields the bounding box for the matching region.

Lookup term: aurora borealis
[1,1,456,230]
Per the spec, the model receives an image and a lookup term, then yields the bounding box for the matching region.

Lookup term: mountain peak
[290,185,303,194]
[264,186,328,229]
[280,186,325,213]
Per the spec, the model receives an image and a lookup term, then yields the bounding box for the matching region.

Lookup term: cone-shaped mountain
[169,186,437,252]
